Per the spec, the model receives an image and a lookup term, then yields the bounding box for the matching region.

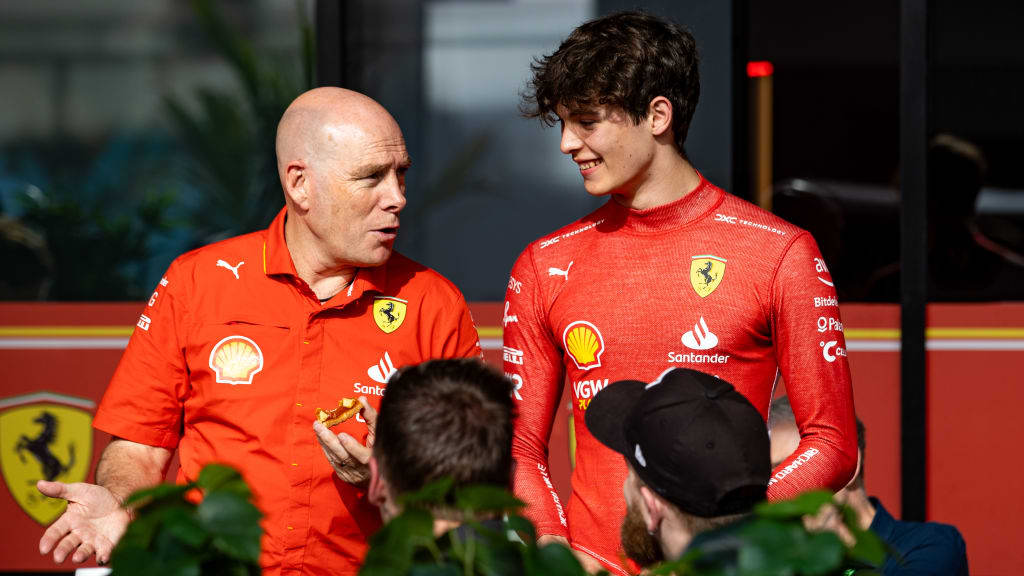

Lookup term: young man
[504,11,856,574]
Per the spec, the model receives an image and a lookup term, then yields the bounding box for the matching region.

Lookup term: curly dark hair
[374,359,515,496]
[522,10,701,156]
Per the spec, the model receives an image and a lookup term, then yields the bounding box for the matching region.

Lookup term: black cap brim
[584,379,647,457]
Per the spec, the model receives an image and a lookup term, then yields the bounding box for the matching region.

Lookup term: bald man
[35,88,482,575]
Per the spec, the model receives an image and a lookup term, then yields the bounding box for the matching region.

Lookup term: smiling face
[304,116,410,269]
[556,104,658,203]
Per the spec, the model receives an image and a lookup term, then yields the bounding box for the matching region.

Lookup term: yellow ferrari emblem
[0,393,93,525]
[373,296,408,334]
[690,255,727,298]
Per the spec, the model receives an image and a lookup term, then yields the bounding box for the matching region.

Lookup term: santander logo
[681,317,719,351]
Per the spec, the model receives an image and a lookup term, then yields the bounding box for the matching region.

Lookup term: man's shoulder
[714,192,808,240]
[384,251,465,302]
[519,206,608,260]
[172,229,268,272]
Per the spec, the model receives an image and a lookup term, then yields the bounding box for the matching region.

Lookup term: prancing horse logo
[16,412,74,482]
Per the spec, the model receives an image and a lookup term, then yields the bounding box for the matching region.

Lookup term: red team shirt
[504,177,857,573]
[94,208,481,575]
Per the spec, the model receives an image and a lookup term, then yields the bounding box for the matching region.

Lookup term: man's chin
[621,504,664,567]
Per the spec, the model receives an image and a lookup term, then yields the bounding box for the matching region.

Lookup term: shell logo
[562,321,605,371]
[208,335,264,385]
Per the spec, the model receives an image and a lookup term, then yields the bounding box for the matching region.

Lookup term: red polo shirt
[94,208,481,575]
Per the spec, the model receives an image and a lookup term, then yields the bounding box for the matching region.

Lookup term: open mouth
[578,159,603,172]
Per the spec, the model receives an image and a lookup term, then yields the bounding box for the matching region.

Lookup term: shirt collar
[602,173,724,234]
[867,496,896,541]
[262,207,392,302]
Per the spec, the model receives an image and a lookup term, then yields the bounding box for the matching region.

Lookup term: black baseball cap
[585,368,770,517]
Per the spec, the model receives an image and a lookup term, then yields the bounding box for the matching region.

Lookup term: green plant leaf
[400,477,456,508]
[504,513,536,544]
[360,508,437,576]
[754,489,834,518]
[124,482,191,508]
[526,539,587,575]
[196,491,263,562]
[455,484,524,513]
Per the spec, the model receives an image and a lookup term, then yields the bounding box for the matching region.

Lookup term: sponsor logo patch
[573,378,609,410]
[548,261,573,281]
[367,351,397,384]
[690,255,727,298]
[136,314,151,331]
[0,394,94,525]
[503,301,518,327]
[820,340,847,362]
[682,316,718,350]
[817,317,844,333]
[815,257,834,287]
[507,276,522,294]
[505,372,524,401]
[814,296,838,308]
[216,259,244,280]
[563,321,605,371]
[539,220,604,249]
[209,335,264,385]
[373,296,407,334]
[503,346,524,365]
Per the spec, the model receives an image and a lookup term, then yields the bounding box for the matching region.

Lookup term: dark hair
[522,10,701,156]
[374,359,516,495]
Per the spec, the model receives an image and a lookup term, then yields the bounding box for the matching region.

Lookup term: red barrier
[1,302,1022,572]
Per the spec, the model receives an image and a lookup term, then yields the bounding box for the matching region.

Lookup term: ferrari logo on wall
[373,296,408,334]
[690,255,727,298]
[0,392,94,525]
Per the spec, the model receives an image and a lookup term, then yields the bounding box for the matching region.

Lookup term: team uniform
[95,208,482,575]
[504,176,856,574]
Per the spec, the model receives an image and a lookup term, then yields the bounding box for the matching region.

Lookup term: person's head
[368,359,515,522]
[927,133,987,228]
[768,396,866,499]
[276,87,410,269]
[522,11,701,199]
[586,368,770,564]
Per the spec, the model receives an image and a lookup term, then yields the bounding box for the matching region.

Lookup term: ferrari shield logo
[0,393,94,525]
[373,296,408,334]
[690,255,727,298]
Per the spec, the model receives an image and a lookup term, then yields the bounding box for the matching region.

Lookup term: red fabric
[504,177,857,574]
[94,208,481,575]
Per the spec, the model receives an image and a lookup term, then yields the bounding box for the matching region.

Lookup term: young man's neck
[612,152,701,211]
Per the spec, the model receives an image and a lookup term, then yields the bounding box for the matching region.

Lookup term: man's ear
[368,456,388,508]
[638,484,666,533]
[648,96,674,138]
[282,161,311,211]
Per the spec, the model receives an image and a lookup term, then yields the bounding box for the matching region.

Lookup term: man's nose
[560,125,583,155]
[381,173,407,213]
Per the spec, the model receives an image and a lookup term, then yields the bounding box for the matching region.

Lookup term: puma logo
[548,261,573,280]
[216,260,244,279]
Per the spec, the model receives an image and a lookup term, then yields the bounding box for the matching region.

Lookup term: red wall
[1,302,1022,573]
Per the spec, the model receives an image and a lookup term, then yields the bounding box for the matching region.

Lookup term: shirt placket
[281,306,326,574]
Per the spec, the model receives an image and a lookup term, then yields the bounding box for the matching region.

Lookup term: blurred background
[2,0,1023,573]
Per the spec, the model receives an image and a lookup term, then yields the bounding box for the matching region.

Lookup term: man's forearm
[95,438,173,502]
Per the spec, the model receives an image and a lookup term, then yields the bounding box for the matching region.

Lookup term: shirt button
[287,526,294,530]
[291,462,299,467]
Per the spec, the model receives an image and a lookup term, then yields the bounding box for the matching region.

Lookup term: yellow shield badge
[690,255,727,298]
[0,392,94,525]
[373,296,408,334]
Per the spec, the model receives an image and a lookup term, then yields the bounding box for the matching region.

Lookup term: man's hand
[538,534,605,574]
[37,480,131,565]
[802,502,855,547]
[315,396,376,485]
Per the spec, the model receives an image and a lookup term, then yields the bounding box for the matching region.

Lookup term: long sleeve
[504,246,570,539]
[768,232,858,498]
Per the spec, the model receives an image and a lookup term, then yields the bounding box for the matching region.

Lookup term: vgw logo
[0,392,94,525]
